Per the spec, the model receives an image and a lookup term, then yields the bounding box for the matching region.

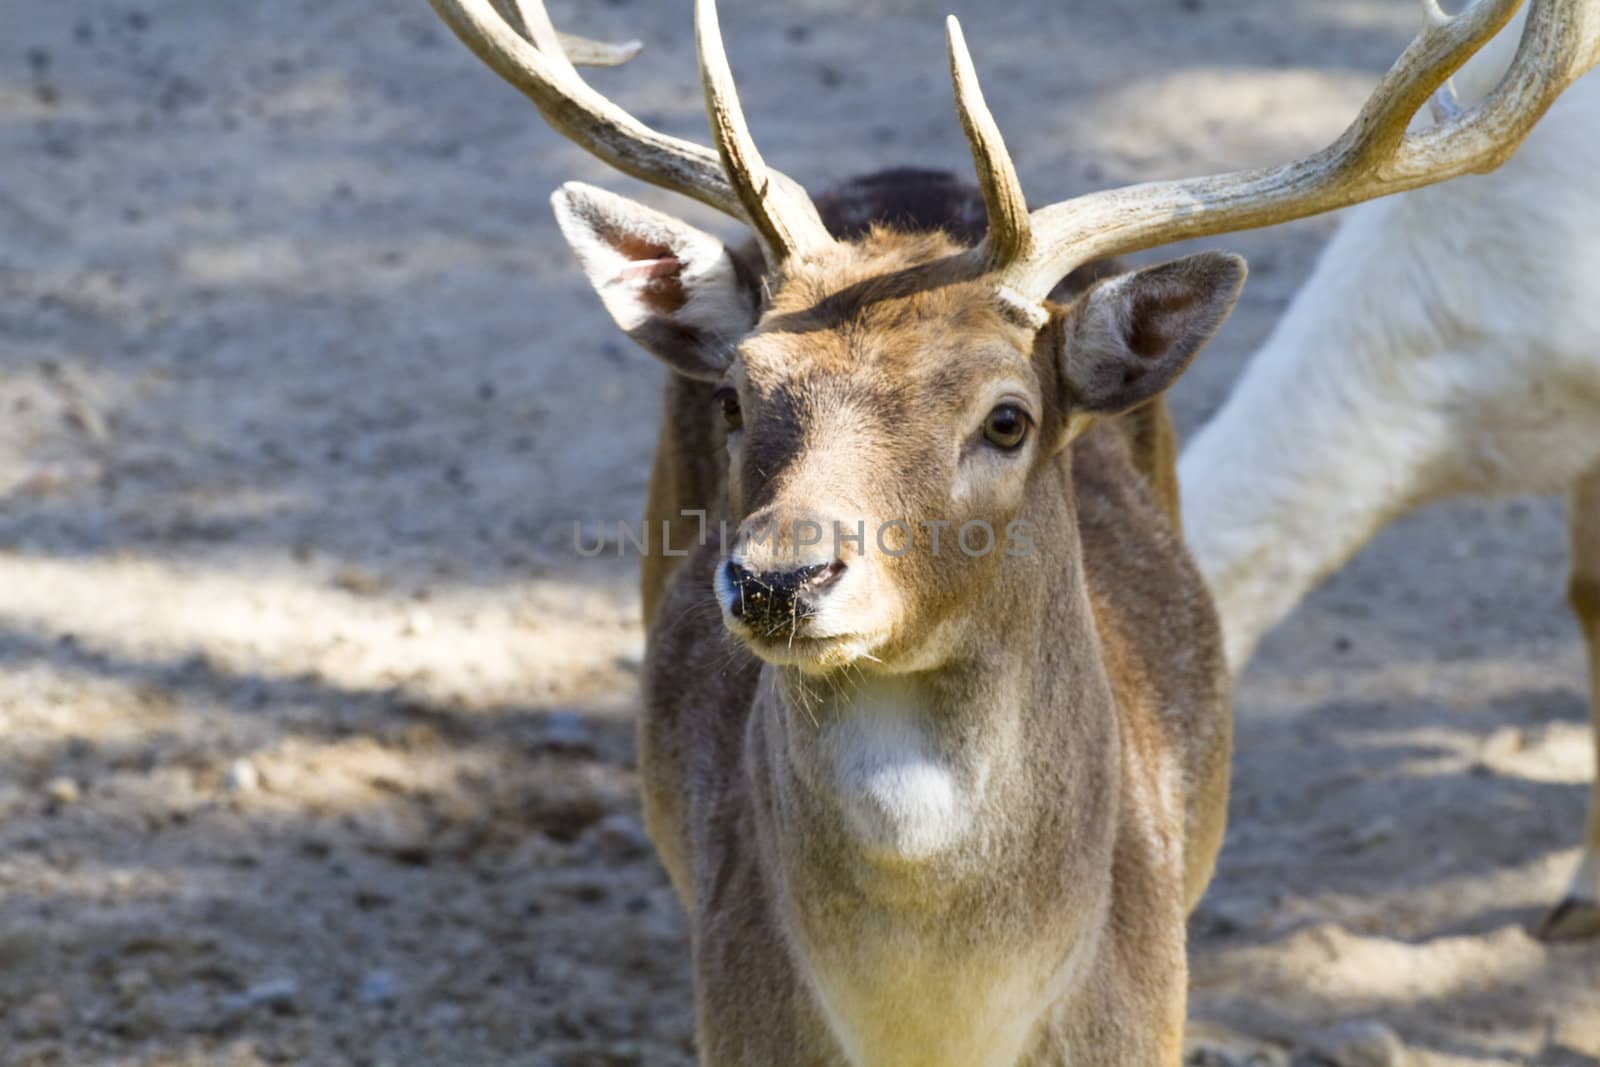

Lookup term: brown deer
[427,0,1600,1061]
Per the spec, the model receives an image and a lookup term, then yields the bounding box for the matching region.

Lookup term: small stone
[0,784,26,819]
[1348,816,1395,852]
[1185,1022,1289,1067]
[222,977,300,1017]
[1192,895,1266,937]
[224,758,261,794]
[332,567,382,596]
[15,992,68,1039]
[113,968,153,1005]
[1187,1045,1285,1067]
[584,812,652,861]
[537,711,596,756]
[1306,1020,1408,1067]
[44,776,81,805]
[358,969,398,1007]
[1481,724,1525,761]
[427,1001,464,1029]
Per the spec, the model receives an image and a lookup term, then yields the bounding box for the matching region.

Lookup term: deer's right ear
[552,182,760,381]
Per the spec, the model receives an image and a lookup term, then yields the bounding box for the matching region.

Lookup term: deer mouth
[734,629,881,674]
[714,559,882,672]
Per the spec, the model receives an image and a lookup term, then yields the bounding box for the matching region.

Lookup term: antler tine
[490,1,640,71]
[429,0,736,217]
[945,18,1033,276]
[428,0,824,246]
[556,33,643,69]
[1394,0,1600,179]
[695,0,833,261]
[488,0,577,79]
[999,0,1600,306]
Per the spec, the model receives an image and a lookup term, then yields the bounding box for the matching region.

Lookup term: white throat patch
[822,688,971,862]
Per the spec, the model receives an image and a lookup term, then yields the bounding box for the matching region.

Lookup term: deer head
[429,0,1600,677]
[687,233,1245,676]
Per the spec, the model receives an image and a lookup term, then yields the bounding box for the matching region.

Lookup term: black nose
[725,559,847,634]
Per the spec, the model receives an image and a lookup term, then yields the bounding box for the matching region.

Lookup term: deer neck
[1178,238,1450,672]
[742,497,1121,1064]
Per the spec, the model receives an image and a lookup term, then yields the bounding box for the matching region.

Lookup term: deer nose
[725,559,847,631]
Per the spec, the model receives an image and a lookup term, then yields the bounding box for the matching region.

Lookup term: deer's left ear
[1056,252,1246,415]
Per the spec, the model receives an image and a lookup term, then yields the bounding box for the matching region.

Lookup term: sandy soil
[2,1,1597,1064]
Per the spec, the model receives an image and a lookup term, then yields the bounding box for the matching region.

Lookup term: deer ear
[551,182,761,381]
[1057,252,1246,415]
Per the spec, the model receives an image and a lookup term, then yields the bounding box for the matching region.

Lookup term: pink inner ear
[605,234,688,314]
[615,256,681,282]
[1127,282,1202,361]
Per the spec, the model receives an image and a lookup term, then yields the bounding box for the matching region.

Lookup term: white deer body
[1180,14,1600,938]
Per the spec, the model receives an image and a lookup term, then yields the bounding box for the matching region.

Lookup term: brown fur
[619,172,1232,1065]
[640,171,1125,624]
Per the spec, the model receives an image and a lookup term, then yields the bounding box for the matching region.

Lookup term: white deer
[1180,4,1600,941]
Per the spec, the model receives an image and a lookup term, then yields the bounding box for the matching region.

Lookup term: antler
[694,0,832,259]
[427,0,830,262]
[945,16,1031,272]
[949,0,1600,309]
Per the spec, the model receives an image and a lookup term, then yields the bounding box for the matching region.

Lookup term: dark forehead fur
[754,227,1014,373]
[747,172,1015,382]
[734,169,1122,372]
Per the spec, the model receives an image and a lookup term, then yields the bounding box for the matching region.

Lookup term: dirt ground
[2,1,1597,1065]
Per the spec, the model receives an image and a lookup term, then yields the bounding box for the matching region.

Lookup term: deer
[426,0,1600,1061]
[1179,2,1600,943]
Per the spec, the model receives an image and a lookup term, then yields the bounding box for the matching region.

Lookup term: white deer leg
[1535,459,1600,941]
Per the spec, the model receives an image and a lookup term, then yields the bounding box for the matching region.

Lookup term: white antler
[693,0,832,260]
[427,0,831,261]
[947,0,1600,307]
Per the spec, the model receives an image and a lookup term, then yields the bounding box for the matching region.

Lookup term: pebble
[14,992,68,1039]
[545,1040,650,1065]
[221,977,300,1016]
[1186,1045,1286,1067]
[44,776,81,805]
[224,758,262,794]
[1348,816,1396,852]
[358,969,399,1007]
[1193,895,1266,937]
[426,1001,464,1029]
[1306,1020,1408,1067]
[332,567,383,596]
[538,711,596,756]
[113,967,153,1004]
[1185,1022,1290,1067]
[0,784,26,819]
[584,812,652,861]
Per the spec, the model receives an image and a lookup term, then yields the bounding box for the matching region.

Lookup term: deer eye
[714,387,742,432]
[982,404,1029,450]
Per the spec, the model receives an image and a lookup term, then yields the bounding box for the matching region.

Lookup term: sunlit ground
[3,2,1597,1065]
